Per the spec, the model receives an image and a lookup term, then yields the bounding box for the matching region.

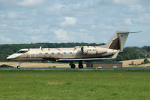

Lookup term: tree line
[0,43,149,61]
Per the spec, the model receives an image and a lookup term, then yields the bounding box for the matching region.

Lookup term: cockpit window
[17,51,28,53]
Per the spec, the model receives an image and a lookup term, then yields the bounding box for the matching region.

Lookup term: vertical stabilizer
[107,31,141,51]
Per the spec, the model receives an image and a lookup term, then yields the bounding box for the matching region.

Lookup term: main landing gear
[70,62,75,69]
[69,61,83,69]
[78,61,83,68]
[17,62,21,69]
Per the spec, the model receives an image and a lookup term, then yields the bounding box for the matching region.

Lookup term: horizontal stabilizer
[117,31,142,34]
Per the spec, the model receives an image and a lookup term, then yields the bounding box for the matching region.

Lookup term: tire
[17,66,20,69]
[71,64,75,69]
[78,65,83,69]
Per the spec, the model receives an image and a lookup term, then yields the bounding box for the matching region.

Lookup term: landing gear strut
[69,62,76,69]
[17,62,21,69]
[78,60,83,69]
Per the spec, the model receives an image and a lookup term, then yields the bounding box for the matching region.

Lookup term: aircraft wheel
[78,60,83,69]
[71,64,75,69]
[78,65,83,69]
[17,66,20,69]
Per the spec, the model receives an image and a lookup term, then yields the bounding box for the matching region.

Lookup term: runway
[1,67,150,70]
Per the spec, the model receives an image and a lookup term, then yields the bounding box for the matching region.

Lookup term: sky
[0,0,149,47]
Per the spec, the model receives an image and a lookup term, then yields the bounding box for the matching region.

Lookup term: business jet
[7,30,141,69]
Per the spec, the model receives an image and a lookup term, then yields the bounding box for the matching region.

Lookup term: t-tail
[107,30,142,52]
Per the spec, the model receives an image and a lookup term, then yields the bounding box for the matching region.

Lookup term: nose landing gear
[17,62,21,69]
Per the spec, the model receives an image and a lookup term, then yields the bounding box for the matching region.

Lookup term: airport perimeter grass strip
[0,70,150,100]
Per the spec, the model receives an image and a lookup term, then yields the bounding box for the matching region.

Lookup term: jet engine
[81,46,107,55]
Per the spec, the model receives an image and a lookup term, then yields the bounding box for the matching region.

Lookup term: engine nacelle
[81,46,107,55]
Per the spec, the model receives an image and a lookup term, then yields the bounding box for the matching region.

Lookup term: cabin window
[51,52,54,55]
[69,52,72,55]
[57,52,60,55]
[45,53,48,55]
[63,52,66,55]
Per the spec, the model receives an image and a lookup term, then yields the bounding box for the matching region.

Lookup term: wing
[57,50,120,61]
[57,58,111,61]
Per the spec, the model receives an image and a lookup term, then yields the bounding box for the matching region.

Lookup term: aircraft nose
[7,54,18,60]
[7,55,14,60]
[7,54,22,60]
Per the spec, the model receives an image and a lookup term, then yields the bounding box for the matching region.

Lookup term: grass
[0,70,150,100]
